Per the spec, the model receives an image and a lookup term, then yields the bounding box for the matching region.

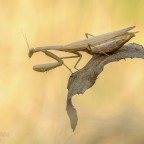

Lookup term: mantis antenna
[22,31,30,50]
[23,31,73,73]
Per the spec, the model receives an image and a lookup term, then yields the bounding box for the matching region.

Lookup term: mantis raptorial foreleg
[33,50,82,72]
[33,50,64,72]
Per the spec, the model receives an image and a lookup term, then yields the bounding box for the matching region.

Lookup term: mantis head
[28,48,35,58]
[22,31,35,58]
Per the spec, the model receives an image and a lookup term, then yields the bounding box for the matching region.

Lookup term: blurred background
[0,0,144,143]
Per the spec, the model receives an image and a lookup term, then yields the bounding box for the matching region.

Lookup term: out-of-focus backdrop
[0,0,144,143]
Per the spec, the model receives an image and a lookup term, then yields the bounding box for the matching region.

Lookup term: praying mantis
[28,26,136,72]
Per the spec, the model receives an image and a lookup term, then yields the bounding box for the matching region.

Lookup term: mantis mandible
[28,26,136,72]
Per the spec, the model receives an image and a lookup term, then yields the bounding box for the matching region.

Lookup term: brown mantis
[28,26,136,72]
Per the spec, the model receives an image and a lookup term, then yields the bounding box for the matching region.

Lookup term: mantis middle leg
[60,51,82,70]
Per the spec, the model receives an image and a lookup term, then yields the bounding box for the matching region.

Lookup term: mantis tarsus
[28,26,136,72]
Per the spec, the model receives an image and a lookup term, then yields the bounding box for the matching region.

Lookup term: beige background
[0,0,144,143]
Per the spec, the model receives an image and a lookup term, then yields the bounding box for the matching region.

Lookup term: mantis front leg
[32,50,82,72]
[33,51,71,72]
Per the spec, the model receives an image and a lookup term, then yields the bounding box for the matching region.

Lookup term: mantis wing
[64,26,135,50]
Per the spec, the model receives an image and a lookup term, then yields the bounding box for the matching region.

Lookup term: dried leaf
[66,98,78,131]
[66,43,144,131]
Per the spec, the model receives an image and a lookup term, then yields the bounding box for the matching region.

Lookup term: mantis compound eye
[28,48,35,58]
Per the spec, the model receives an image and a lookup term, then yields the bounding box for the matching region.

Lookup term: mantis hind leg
[85,33,94,54]
[85,33,95,38]
[85,33,109,56]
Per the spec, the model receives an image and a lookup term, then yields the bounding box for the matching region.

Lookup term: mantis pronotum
[28,26,136,72]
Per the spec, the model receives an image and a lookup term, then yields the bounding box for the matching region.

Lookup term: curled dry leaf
[66,43,144,131]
